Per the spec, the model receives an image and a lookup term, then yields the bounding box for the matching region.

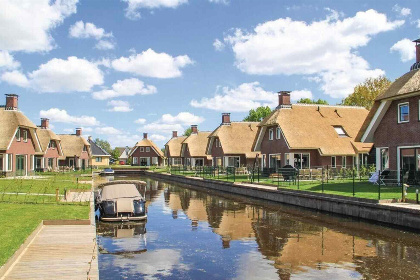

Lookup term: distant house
[116,147,131,165]
[88,137,110,167]
[35,118,63,172]
[253,91,373,171]
[207,113,259,167]
[0,94,43,176]
[58,128,91,170]
[358,38,420,178]
[128,133,164,166]
[165,131,187,166]
[181,125,211,167]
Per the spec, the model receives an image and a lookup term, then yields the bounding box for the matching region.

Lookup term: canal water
[95,176,420,279]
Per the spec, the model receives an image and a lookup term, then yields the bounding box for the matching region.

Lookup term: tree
[341,76,391,109]
[183,127,192,136]
[243,106,272,122]
[94,138,112,155]
[297,98,329,105]
[110,147,121,160]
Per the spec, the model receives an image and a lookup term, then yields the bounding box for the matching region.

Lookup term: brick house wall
[3,128,37,175]
[131,146,163,166]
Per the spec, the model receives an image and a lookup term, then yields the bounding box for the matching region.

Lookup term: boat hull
[100,215,147,222]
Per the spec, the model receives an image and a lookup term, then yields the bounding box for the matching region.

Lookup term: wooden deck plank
[1,225,98,280]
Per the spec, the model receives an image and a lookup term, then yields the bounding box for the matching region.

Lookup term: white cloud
[123,0,188,20]
[92,78,156,100]
[40,108,100,126]
[391,38,416,62]
[2,57,104,93]
[392,5,411,17]
[0,51,20,69]
[213,39,225,51]
[417,20,420,29]
[209,0,229,4]
[107,100,133,112]
[69,21,112,40]
[111,49,193,78]
[1,70,30,88]
[141,123,184,134]
[191,82,277,112]
[134,118,147,124]
[223,9,404,98]
[149,134,167,141]
[290,90,313,101]
[0,0,78,52]
[95,126,122,135]
[140,112,204,134]
[95,40,115,50]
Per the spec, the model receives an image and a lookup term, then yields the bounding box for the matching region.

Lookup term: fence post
[352,169,355,197]
[56,188,59,202]
[326,165,329,183]
[227,167,229,182]
[257,167,260,183]
[233,167,236,182]
[297,167,300,190]
[400,168,404,202]
[378,168,381,200]
[277,166,279,189]
[321,167,324,193]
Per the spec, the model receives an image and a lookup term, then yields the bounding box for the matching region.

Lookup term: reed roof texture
[209,122,259,158]
[257,104,372,156]
[132,139,164,158]
[182,132,211,158]
[0,108,39,150]
[58,134,90,157]
[165,136,187,157]
[37,128,61,155]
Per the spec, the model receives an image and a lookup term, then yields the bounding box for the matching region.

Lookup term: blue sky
[0,0,419,148]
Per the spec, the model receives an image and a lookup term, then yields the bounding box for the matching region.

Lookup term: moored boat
[100,168,115,176]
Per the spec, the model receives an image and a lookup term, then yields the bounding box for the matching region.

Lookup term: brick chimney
[5,94,18,111]
[143,133,148,139]
[76,128,82,136]
[278,91,291,106]
[172,131,178,138]
[222,113,231,125]
[191,125,198,134]
[411,39,420,71]
[40,118,49,129]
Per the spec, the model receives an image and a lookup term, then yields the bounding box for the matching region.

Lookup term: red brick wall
[131,146,163,165]
[6,128,37,173]
[374,96,420,170]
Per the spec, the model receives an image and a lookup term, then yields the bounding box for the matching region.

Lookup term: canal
[95,176,420,279]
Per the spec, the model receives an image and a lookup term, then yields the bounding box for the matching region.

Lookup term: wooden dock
[0,224,98,280]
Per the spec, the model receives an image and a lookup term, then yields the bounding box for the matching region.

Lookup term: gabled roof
[58,134,90,157]
[165,136,187,157]
[37,128,62,155]
[182,132,211,158]
[0,107,42,152]
[375,69,420,101]
[208,122,259,158]
[130,139,164,158]
[115,147,127,156]
[88,138,110,157]
[256,104,372,156]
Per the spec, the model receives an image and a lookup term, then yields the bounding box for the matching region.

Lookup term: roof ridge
[292,103,366,109]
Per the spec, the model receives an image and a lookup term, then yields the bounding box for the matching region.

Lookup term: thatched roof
[256,104,372,156]
[0,107,41,151]
[58,134,90,157]
[131,139,164,158]
[376,69,420,101]
[37,128,62,155]
[208,122,259,158]
[165,136,187,157]
[182,132,211,158]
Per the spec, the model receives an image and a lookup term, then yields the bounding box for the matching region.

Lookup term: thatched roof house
[181,125,211,166]
[165,131,187,165]
[58,128,91,169]
[129,133,165,166]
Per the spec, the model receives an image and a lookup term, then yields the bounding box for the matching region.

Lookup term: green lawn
[0,202,89,266]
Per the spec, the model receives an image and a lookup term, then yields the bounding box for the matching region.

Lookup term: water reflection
[96,176,420,279]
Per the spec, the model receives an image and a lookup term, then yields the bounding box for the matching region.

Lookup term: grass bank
[0,202,89,267]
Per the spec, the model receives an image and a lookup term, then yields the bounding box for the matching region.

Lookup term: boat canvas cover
[101,184,142,213]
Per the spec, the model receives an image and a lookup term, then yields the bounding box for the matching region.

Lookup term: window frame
[95,157,102,162]
[268,128,274,141]
[146,147,150,152]
[398,102,409,123]
[276,127,281,139]
[333,126,348,137]
[342,156,346,168]
[140,147,144,152]
[16,129,20,142]
[331,156,337,168]
[23,130,28,142]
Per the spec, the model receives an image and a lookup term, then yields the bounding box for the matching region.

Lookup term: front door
[16,155,25,176]
[81,159,86,170]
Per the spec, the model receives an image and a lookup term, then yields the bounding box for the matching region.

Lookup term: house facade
[58,128,91,170]
[129,133,164,166]
[0,94,43,176]
[88,137,110,167]
[207,113,259,168]
[116,147,131,165]
[253,92,373,171]
[358,38,420,178]
[181,125,211,167]
[165,131,186,166]
[35,118,63,172]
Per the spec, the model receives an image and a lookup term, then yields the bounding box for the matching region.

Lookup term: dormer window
[276,127,281,139]
[16,129,20,141]
[23,130,28,142]
[83,145,87,152]
[333,126,348,137]
[49,140,56,149]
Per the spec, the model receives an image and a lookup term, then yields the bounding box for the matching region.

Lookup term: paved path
[380,202,420,210]
[0,225,98,280]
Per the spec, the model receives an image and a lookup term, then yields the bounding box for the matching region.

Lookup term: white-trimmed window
[342,156,346,168]
[276,127,281,139]
[95,157,102,162]
[269,129,274,140]
[140,147,144,152]
[133,157,138,164]
[173,158,182,165]
[333,126,347,137]
[331,156,337,168]
[23,130,28,142]
[30,155,34,170]
[16,129,20,142]
[146,147,150,152]
[152,157,158,165]
[398,102,409,123]
[6,154,12,171]
[215,138,219,148]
